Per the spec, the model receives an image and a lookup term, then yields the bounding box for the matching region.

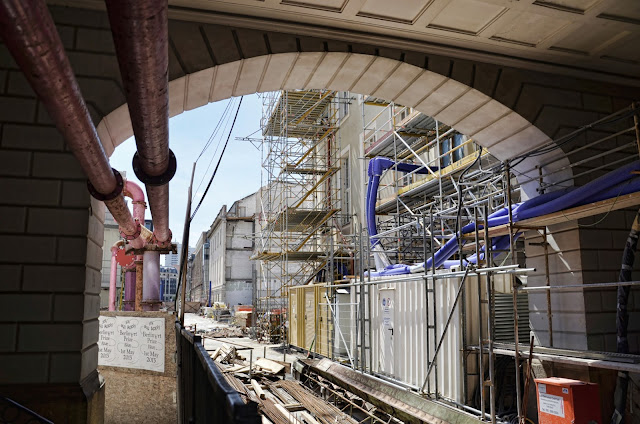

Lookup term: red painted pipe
[0,0,142,244]
[105,0,172,245]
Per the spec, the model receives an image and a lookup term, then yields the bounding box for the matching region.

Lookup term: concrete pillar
[525,221,588,350]
[142,251,161,311]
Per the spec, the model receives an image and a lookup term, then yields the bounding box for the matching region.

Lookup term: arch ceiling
[98,52,570,197]
[60,0,640,85]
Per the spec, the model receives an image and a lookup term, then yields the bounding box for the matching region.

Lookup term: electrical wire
[194,98,234,163]
[194,98,238,197]
[190,96,244,221]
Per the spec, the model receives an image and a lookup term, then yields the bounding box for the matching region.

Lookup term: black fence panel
[175,321,259,424]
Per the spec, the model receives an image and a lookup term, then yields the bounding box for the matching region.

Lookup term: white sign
[539,393,565,418]
[382,297,393,326]
[98,316,165,373]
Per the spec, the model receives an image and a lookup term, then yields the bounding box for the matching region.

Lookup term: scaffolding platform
[284,164,338,175]
[270,208,338,232]
[460,190,640,241]
[365,111,437,158]
[252,251,327,262]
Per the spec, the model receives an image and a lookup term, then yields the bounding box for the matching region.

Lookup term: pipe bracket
[153,229,173,248]
[87,168,124,201]
[120,220,142,241]
[132,149,177,186]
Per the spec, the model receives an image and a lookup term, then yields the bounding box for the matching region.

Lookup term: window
[338,92,349,122]
[397,107,408,122]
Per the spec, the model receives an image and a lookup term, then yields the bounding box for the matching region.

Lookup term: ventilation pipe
[0,0,143,248]
[105,0,175,247]
[123,180,147,226]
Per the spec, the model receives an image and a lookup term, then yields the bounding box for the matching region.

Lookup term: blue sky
[109,94,263,251]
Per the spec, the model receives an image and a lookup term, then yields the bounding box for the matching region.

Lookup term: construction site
[240,87,640,424]
[3,1,640,424]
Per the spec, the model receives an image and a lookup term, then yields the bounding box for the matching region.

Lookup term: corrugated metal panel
[334,293,352,356]
[362,277,464,402]
[288,285,328,355]
[286,275,521,403]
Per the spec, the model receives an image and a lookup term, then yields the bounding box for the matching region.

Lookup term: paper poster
[98,316,165,372]
[539,393,565,418]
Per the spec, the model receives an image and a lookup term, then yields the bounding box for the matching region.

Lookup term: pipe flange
[132,149,177,186]
[153,229,173,248]
[120,220,142,241]
[87,168,124,201]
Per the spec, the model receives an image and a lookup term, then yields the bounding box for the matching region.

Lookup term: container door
[304,289,315,350]
[379,289,395,375]
[290,291,298,347]
[318,289,329,356]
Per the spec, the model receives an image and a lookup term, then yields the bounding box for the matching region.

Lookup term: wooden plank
[463,191,640,242]
[518,191,640,228]
[256,357,286,374]
[251,379,266,400]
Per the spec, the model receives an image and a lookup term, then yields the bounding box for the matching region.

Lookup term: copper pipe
[146,185,171,242]
[105,0,172,244]
[0,0,142,244]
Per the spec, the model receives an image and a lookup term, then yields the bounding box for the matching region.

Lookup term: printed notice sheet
[98,316,165,372]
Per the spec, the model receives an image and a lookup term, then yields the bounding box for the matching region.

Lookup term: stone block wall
[525,221,588,350]
[580,208,640,353]
[524,209,640,354]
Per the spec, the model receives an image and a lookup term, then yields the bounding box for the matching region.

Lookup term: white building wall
[207,192,259,307]
[209,218,226,304]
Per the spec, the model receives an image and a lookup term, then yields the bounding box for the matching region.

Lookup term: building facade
[159,266,178,302]
[188,232,208,304]
[164,242,194,268]
[208,192,259,307]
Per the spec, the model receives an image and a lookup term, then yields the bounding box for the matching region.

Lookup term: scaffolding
[361,99,507,266]
[253,90,350,343]
[292,99,640,424]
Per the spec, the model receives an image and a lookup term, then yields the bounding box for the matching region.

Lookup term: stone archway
[97,52,569,198]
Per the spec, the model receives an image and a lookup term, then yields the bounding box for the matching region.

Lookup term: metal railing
[0,397,53,424]
[175,322,260,424]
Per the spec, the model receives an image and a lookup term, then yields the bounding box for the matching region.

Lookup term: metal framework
[320,101,640,424]
[252,90,350,343]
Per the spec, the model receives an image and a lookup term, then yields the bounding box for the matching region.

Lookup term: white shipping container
[348,273,512,403]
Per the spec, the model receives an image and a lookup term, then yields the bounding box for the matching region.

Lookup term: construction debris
[209,344,286,378]
[212,355,402,424]
[202,326,246,338]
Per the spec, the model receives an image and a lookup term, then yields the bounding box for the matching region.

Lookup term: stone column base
[0,371,105,423]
